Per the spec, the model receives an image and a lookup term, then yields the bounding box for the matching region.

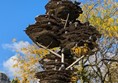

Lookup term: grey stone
[0,73,10,83]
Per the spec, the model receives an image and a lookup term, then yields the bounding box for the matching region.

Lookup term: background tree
[76,0,118,82]
[12,44,41,83]
[12,43,60,83]
[79,0,118,38]
[11,77,20,83]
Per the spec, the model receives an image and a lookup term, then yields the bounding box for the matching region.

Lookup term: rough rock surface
[25,0,101,83]
[36,70,72,83]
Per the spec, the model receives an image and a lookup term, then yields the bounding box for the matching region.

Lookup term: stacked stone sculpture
[25,0,101,83]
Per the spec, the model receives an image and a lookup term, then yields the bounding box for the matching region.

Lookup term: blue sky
[0,0,48,75]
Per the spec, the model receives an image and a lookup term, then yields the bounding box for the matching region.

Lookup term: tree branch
[36,42,61,58]
[66,55,85,70]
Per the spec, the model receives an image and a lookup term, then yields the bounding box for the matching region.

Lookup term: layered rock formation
[25,0,101,83]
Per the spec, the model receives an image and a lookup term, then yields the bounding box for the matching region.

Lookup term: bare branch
[66,55,85,70]
[101,59,118,62]
[36,42,61,58]
[64,13,70,29]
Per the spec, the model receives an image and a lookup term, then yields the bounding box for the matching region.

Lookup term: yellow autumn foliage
[79,0,118,38]
[12,44,60,83]
[71,43,90,57]
[12,77,20,83]
[30,47,60,58]
[71,75,79,83]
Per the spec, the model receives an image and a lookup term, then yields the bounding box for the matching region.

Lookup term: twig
[88,57,101,80]
[66,55,85,70]
[101,59,118,62]
[36,42,61,58]
[59,50,65,70]
[64,13,69,29]
[86,3,98,21]
[61,53,64,63]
